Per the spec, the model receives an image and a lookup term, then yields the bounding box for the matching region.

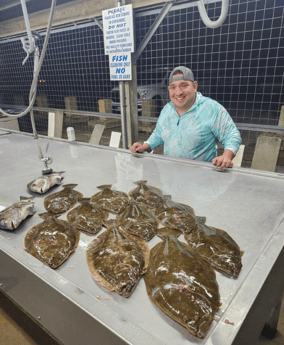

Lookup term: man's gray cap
[168,66,195,85]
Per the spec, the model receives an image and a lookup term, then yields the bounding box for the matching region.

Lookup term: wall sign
[102,5,134,55]
[109,52,132,81]
[103,5,134,81]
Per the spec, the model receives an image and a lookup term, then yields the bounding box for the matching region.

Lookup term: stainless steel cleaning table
[1,129,284,345]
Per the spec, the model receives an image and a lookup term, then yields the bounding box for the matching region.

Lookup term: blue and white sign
[102,5,134,55]
[109,52,132,81]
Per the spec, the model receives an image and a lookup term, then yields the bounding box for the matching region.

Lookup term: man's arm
[212,149,235,169]
[130,142,151,153]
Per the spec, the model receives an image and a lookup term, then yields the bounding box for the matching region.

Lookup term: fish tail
[78,198,91,203]
[38,212,59,219]
[96,184,112,190]
[19,196,34,202]
[196,216,206,224]
[133,180,147,186]
[62,184,78,189]
[102,219,116,228]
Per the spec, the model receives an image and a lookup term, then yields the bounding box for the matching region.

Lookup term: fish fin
[102,219,117,228]
[133,180,148,186]
[38,212,60,219]
[62,184,78,189]
[55,176,64,184]
[19,196,34,201]
[78,198,91,203]
[156,227,182,239]
[96,184,112,190]
[240,250,245,257]
[196,216,206,224]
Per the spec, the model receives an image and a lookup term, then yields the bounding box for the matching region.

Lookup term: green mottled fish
[67,198,109,234]
[185,223,243,277]
[144,236,220,339]
[90,185,129,214]
[86,220,150,297]
[24,212,80,269]
[44,184,83,214]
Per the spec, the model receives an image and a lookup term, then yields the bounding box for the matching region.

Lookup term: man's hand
[212,149,235,169]
[130,142,151,153]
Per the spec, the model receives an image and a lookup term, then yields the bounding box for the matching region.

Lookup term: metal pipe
[20,0,34,55]
[0,0,57,119]
[197,0,229,29]
[120,82,128,149]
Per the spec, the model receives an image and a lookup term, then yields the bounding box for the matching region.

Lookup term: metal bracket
[133,1,175,65]
[94,17,103,32]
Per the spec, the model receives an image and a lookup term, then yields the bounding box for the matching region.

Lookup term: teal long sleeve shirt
[146,92,241,162]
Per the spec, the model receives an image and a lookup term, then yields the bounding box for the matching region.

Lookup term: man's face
[168,74,198,112]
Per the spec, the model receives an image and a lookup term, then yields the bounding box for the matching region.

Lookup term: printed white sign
[109,52,132,80]
[102,5,134,55]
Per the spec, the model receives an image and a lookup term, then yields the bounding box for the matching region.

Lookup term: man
[130,66,241,169]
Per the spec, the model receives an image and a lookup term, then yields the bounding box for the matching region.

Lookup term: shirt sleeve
[145,112,165,150]
[211,104,242,156]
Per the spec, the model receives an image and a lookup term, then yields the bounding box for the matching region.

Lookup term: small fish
[24,212,80,269]
[0,197,35,231]
[27,173,64,194]
[90,185,129,214]
[67,198,109,234]
[144,236,221,338]
[128,180,164,209]
[184,223,243,277]
[116,200,158,241]
[44,184,83,214]
[155,199,197,234]
[86,220,150,297]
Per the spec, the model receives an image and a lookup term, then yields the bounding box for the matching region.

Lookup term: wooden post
[141,99,156,132]
[64,96,77,117]
[278,105,284,127]
[89,124,105,145]
[251,136,281,172]
[109,131,121,148]
[0,117,19,131]
[36,95,48,108]
[98,99,112,121]
[48,110,63,138]
[232,144,245,167]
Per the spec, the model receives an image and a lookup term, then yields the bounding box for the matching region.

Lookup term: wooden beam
[0,0,166,38]
[0,0,33,11]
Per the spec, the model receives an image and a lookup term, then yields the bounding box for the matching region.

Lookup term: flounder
[0,197,35,230]
[27,173,64,194]
[155,197,197,234]
[184,223,243,277]
[156,226,182,239]
[128,180,164,209]
[116,200,158,241]
[67,198,109,234]
[144,235,221,338]
[44,184,83,214]
[90,185,129,214]
[86,220,150,297]
[24,212,80,269]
